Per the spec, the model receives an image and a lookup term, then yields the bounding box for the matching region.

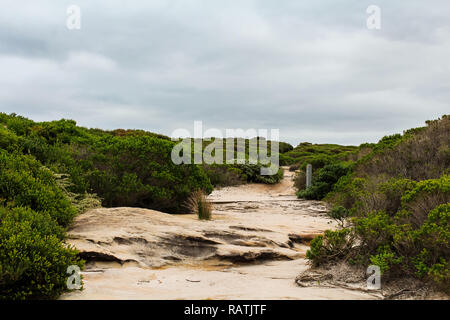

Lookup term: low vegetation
[297,116,449,291]
[0,150,83,299]
[184,190,213,220]
[281,142,357,169]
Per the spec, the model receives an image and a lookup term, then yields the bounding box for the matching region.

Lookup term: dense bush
[0,113,214,213]
[308,202,449,285]
[0,126,19,152]
[281,142,358,167]
[235,163,284,184]
[297,163,350,200]
[202,164,245,187]
[1,113,288,211]
[79,135,213,212]
[305,116,450,288]
[354,115,449,181]
[0,207,83,299]
[0,147,82,299]
[401,175,450,227]
[306,229,354,266]
[411,204,449,284]
[329,205,350,227]
[0,150,77,227]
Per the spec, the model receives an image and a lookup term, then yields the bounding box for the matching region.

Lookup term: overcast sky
[1,1,449,146]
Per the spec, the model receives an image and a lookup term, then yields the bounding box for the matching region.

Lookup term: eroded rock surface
[68,203,328,268]
[62,167,378,300]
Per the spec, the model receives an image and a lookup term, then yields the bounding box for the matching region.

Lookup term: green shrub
[306,229,355,266]
[83,135,213,212]
[235,164,283,184]
[329,205,350,227]
[415,204,450,248]
[378,178,418,215]
[369,245,403,274]
[297,163,350,200]
[303,117,449,288]
[0,127,19,152]
[413,250,449,286]
[354,116,450,181]
[297,182,330,200]
[354,210,397,253]
[53,173,102,213]
[401,175,450,227]
[0,150,77,227]
[0,113,215,214]
[281,143,358,168]
[202,164,245,187]
[0,207,83,300]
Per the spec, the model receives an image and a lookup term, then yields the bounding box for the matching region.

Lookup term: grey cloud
[0,1,449,146]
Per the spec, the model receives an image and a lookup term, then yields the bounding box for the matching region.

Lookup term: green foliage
[413,250,449,286]
[306,116,449,288]
[202,164,245,187]
[378,178,418,215]
[354,115,449,181]
[400,175,450,227]
[329,206,350,227]
[236,164,283,184]
[0,150,77,227]
[369,245,403,274]
[416,204,450,248]
[409,204,450,285]
[202,163,283,187]
[297,163,350,200]
[278,141,294,154]
[402,175,450,204]
[0,126,19,152]
[53,173,102,213]
[80,135,213,212]
[354,211,397,252]
[0,113,214,214]
[0,207,83,300]
[281,142,358,168]
[306,229,354,266]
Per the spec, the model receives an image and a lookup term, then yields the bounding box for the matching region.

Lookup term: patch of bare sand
[62,260,377,300]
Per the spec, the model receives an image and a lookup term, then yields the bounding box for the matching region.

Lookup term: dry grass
[356,115,450,181]
[293,170,306,191]
[184,190,213,220]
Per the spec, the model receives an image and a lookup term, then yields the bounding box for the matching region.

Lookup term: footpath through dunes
[61,167,379,300]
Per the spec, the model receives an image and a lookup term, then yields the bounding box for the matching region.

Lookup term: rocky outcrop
[67,168,333,270]
[67,205,328,268]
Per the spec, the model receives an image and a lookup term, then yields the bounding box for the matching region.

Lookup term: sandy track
[61,167,378,300]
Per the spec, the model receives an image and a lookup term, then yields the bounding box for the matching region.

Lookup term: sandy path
[62,167,378,300]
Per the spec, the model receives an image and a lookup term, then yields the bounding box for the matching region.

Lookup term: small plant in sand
[185,190,212,220]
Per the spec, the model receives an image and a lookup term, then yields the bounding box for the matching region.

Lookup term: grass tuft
[184,190,213,220]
